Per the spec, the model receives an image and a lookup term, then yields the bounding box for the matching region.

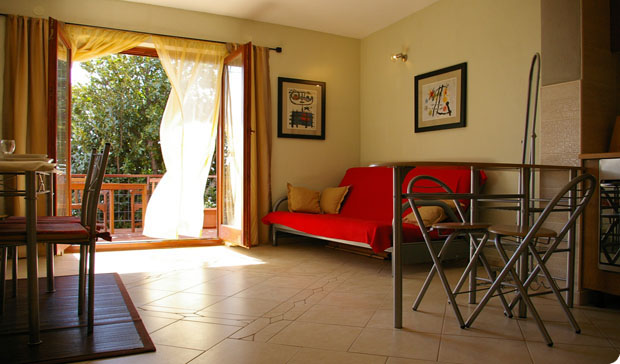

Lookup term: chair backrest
[523,173,596,249]
[406,175,469,241]
[80,143,111,236]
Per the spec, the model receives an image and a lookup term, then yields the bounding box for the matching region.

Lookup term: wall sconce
[391,52,408,62]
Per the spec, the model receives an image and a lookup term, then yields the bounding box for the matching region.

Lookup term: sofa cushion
[320,185,350,214]
[287,183,321,213]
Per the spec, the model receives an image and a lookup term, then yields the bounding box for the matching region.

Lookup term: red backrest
[337,166,487,221]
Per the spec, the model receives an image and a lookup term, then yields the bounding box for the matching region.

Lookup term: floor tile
[200,296,282,317]
[519,320,612,347]
[319,291,387,309]
[126,287,174,306]
[438,334,532,364]
[148,292,227,311]
[233,284,301,301]
[189,339,299,364]
[527,342,620,364]
[149,320,239,350]
[367,308,444,334]
[349,327,440,360]
[289,347,386,364]
[88,344,202,364]
[139,315,178,333]
[269,321,363,351]
[443,303,524,340]
[297,304,375,327]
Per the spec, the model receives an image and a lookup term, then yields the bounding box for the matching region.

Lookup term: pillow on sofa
[287,183,321,213]
[320,185,350,214]
[402,200,459,226]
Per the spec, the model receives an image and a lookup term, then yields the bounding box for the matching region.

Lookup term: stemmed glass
[0,139,15,155]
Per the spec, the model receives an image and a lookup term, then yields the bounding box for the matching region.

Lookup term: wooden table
[372,161,584,329]
[71,182,147,234]
[0,160,56,345]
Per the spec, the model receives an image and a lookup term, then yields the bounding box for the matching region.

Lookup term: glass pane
[222,53,244,229]
[56,40,70,216]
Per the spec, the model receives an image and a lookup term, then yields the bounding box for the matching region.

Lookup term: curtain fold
[250,46,272,245]
[143,36,227,238]
[65,25,148,62]
[2,15,49,216]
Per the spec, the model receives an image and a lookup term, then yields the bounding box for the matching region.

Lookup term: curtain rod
[0,13,282,53]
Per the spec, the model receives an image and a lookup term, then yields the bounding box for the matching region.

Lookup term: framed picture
[414,62,467,133]
[277,77,326,139]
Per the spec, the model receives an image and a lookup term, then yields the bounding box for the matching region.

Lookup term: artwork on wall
[277,77,326,139]
[414,62,467,133]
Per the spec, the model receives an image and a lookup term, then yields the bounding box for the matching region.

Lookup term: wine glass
[0,139,15,155]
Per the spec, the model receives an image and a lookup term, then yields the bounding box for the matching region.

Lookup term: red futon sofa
[262,166,486,254]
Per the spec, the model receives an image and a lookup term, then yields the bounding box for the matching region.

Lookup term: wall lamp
[391,52,408,62]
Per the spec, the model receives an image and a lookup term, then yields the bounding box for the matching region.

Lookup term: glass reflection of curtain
[250,47,272,245]
[65,25,148,62]
[222,59,244,229]
[143,37,226,238]
[2,15,49,216]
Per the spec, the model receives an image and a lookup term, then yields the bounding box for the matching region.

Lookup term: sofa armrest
[273,196,289,212]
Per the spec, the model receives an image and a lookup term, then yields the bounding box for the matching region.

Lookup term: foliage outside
[71,53,217,209]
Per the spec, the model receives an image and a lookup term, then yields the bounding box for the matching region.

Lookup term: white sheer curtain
[143,36,227,238]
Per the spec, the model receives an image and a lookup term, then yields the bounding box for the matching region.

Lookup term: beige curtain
[2,15,49,216]
[250,46,272,245]
[143,36,227,238]
[65,25,148,62]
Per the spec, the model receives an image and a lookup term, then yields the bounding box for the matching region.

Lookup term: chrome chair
[0,143,110,333]
[406,175,512,328]
[465,173,596,346]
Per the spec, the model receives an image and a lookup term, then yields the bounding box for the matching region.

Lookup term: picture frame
[414,62,467,133]
[277,77,326,139]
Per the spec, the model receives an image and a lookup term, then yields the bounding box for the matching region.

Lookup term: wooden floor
[0,273,154,364]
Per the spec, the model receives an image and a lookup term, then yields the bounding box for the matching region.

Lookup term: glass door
[217,43,251,247]
[47,18,72,216]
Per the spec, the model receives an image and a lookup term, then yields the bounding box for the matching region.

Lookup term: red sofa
[262,166,487,254]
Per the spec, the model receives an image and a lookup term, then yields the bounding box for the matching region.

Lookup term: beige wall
[360,0,541,167]
[0,0,361,199]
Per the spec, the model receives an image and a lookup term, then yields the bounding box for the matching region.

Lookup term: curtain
[143,36,227,238]
[250,46,272,245]
[2,15,49,216]
[65,25,148,62]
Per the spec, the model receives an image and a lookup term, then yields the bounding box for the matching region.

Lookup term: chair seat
[488,224,557,238]
[0,222,89,243]
[432,222,491,230]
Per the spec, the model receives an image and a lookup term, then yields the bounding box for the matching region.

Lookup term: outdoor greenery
[71,53,217,209]
[71,54,170,175]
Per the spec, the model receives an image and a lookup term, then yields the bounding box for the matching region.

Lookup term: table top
[370,160,584,171]
[0,160,56,172]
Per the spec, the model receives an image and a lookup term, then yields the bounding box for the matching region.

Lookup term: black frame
[277,77,326,139]
[414,62,467,133]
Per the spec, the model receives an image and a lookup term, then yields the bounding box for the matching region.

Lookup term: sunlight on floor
[64,246,265,274]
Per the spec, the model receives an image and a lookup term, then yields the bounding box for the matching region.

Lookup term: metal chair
[465,173,596,346]
[406,175,512,328]
[0,143,110,333]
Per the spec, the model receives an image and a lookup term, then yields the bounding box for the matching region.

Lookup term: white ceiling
[120,0,439,39]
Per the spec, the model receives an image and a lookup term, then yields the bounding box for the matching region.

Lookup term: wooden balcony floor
[103,228,218,243]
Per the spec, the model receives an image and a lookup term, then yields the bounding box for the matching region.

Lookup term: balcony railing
[70,173,216,232]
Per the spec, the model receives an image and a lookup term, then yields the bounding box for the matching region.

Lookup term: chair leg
[87,240,96,334]
[46,244,55,293]
[11,246,17,297]
[413,232,457,311]
[0,247,6,315]
[78,245,87,316]
[420,233,466,328]
[527,245,581,333]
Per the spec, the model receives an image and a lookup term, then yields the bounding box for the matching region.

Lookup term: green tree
[71,54,171,175]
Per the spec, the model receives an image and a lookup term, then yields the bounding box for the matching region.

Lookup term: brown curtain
[250,46,272,245]
[2,15,49,216]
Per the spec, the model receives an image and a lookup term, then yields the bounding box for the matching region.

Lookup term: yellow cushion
[287,183,321,213]
[403,200,459,226]
[320,186,350,214]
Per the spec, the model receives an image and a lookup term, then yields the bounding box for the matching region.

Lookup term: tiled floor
[28,239,620,363]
